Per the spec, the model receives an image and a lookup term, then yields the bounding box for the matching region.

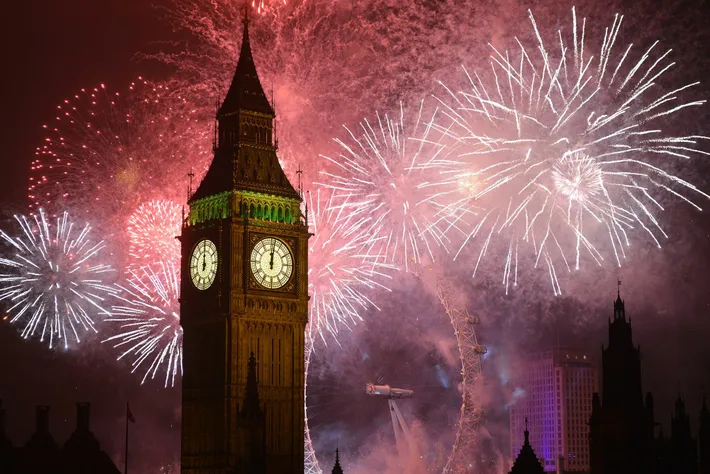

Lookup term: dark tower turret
[589,284,654,474]
[241,352,264,420]
[608,288,634,354]
[330,448,344,474]
[509,418,544,474]
[671,394,698,474]
[589,393,603,474]
[238,352,266,474]
[602,282,643,412]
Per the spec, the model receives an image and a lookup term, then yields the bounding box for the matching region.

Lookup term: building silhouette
[510,348,598,471]
[670,395,697,474]
[623,394,705,474]
[584,288,710,474]
[653,426,673,474]
[588,289,656,474]
[179,5,309,474]
[699,398,710,474]
[330,448,344,474]
[510,418,545,474]
[0,401,120,474]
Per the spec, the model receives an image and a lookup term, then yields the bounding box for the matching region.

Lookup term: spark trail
[127,200,183,271]
[306,188,394,344]
[103,262,182,387]
[435,7,710,294]
[318,101,456,272]
[0,209,114,349]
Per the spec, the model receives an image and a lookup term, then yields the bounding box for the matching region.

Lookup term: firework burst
[0,209,114,349]
[306,188,394,344]
[103,262,182,387]
[435,7,710,294]
[127,200,183,271]
[154,0,495,188]
[318,101,456,272]
[29,78,210,221]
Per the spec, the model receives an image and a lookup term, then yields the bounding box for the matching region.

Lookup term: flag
[127,403,136,423]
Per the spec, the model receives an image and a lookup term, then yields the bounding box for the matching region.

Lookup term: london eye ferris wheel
[303,269,487,473]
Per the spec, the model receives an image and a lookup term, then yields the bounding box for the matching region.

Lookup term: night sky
[2,1,710,473]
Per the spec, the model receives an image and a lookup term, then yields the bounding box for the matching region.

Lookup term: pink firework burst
[152,0,490,187]
[29,78,211,222]
[127,200,183,271]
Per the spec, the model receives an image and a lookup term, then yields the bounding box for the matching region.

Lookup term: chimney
[36,405,49,433]
[76,402,91,432]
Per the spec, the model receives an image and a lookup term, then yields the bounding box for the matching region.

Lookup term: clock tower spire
[180,8,308,474]
[190,7,298,204]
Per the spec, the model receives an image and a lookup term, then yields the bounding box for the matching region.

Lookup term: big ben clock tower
[180,10,308,474]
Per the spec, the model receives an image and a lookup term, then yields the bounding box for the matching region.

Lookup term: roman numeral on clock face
[250,237,294,289]
[190,239,218,290]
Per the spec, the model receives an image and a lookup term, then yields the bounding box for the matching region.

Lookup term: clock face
[250,237,293,289]
[190,239,218,290]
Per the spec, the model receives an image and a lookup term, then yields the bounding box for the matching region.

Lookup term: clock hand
[269,248,274,270]
[201,241,207,272]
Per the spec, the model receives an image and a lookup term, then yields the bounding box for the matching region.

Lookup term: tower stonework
[180,12,308,474]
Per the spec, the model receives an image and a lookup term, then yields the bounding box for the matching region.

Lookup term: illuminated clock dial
[250,237,293,289]
[190,239,218,290]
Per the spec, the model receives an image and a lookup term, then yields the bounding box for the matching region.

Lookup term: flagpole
[125,402,129,474]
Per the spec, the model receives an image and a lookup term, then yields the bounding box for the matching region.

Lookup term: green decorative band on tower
[238,190,301,224]
[188,191,231,225]
[188,190,302,226]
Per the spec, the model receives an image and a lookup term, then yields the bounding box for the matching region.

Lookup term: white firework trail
[318,101,458,272]
[0,209,114,349]
[434,7,710,295]
[127,199,182,271]
[307,187,394,345]
[103,262,182,387]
